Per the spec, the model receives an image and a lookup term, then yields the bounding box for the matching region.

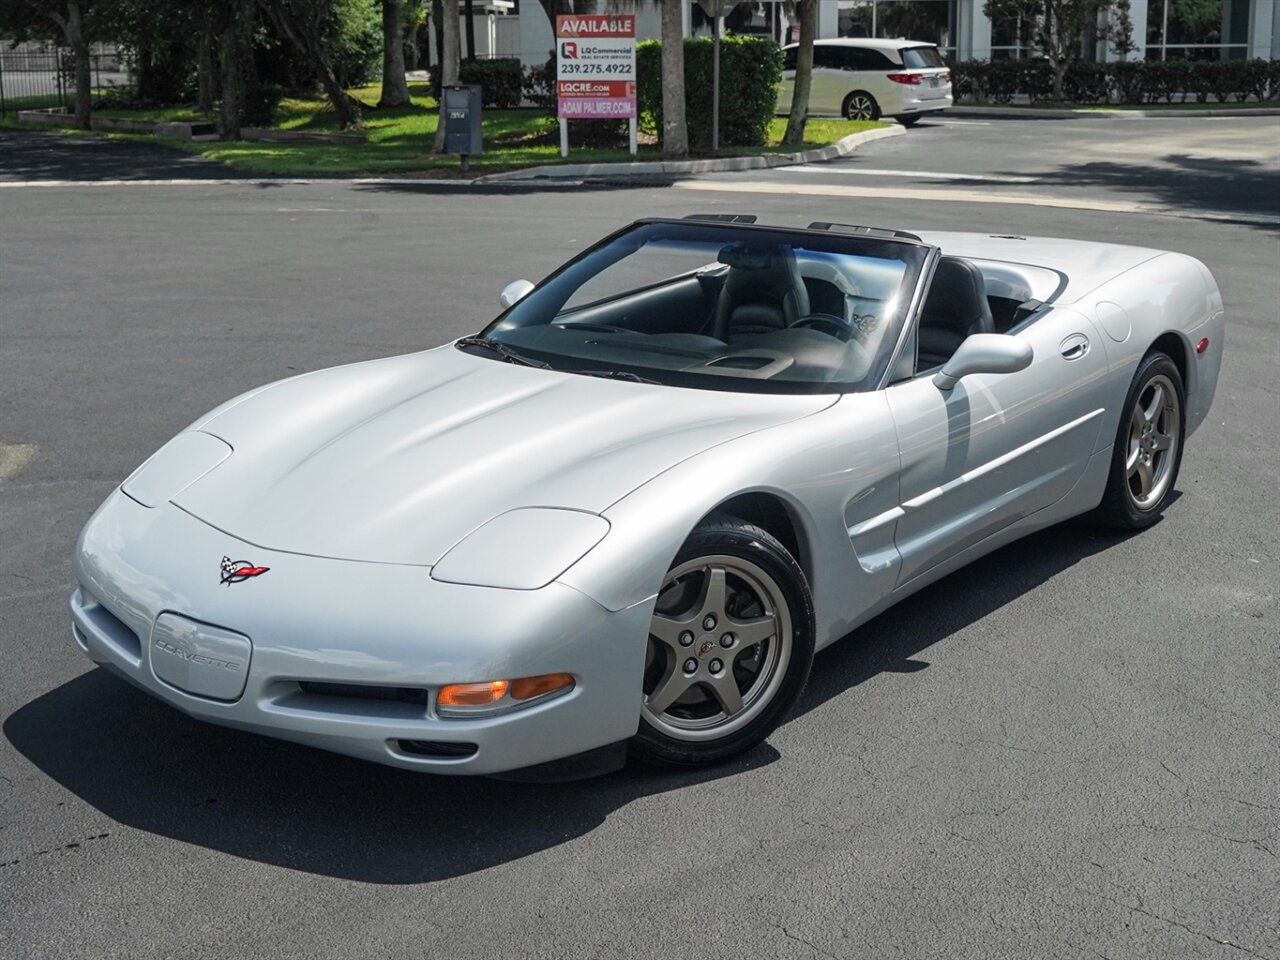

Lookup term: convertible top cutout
[684,213,759,224]
[808,222,923,242]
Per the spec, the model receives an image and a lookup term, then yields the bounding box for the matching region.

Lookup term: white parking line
[784,166,1041,183]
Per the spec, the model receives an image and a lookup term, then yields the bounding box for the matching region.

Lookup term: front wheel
[631,514,815,767]
[1094,351,1185,529]
[842,91,880,121]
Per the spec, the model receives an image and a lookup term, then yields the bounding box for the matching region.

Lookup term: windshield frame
[472,218,936,395]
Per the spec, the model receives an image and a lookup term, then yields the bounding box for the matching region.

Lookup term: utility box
[442,85,482,167]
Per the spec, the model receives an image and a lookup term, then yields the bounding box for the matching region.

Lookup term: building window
[990,12,1030,59]
[1146,0,1251,59]
[836,0,957,58]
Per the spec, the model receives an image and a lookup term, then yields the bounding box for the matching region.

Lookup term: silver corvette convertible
[71,216,1223,779]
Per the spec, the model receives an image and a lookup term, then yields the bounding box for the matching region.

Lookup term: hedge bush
[637,36,782,149]
[949,57,1280,105]
[429,57,523,108]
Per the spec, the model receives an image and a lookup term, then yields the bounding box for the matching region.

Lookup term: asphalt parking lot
[2,120,1278,959]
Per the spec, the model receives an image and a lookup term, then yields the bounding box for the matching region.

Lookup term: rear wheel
[842,91,880,121]
[631,514,815,767]
[1094,352,1185,529]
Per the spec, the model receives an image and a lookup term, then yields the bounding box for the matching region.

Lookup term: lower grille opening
[298,681,428,705]
[272,681,431,721]
[397,739,478,759]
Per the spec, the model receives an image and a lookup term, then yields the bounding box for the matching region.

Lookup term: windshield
[475,220,929,394]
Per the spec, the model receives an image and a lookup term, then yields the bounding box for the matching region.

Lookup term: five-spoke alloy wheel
[1096,351,1186,529]
[631,514,814,767]
[843,91,880,121]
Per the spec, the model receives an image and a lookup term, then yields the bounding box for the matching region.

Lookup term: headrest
[717,241,783,270]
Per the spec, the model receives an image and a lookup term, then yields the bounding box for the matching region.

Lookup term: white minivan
[778,38,952,126]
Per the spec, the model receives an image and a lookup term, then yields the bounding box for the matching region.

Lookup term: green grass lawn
[15,82,886,176]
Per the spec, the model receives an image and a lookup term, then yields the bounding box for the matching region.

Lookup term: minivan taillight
[887,72,923,85]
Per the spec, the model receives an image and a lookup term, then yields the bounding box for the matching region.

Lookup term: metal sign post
[555,14,638,158]
[697,0,737,155]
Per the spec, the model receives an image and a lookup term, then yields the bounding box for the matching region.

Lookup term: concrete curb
[950,104,1280,120]
[476,125,906,182]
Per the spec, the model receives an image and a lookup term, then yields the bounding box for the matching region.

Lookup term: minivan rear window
[901,46,945,68]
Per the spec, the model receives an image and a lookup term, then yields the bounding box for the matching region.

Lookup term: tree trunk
[65,1,91,128]
[218,6,249,139]
[659,0,687,160]
[197,18,216,114]
[432,0,444,69]
[433,0,460,152]
[783,0,817,145]
[463,0,475,62]
[379,0,412,107]
[316,57,362,129]
[257,0,363,129]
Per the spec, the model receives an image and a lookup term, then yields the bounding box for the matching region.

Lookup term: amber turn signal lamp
[511,673,574,701]
[438,679,509,707]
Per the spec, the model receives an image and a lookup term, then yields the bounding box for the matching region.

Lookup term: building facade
[458,0,1279,66]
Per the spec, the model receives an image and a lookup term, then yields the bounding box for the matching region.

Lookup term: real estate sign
[555,15,636,119]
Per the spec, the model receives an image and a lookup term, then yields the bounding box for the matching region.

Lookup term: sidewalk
[950,104,1280,120]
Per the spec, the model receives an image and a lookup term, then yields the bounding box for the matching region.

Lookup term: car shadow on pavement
[1003,154,1280,229]
[5,517,1145,885]
[4,667,780,885]
[792,517,1149,719]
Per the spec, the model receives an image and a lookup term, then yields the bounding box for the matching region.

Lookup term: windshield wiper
[455,335,550,368]
[568,368,660,385]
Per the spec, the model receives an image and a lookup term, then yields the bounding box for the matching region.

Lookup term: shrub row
[429,57,524,108]
[521,36,782,150]
[636,36,782,149]
[950,58,1280,105]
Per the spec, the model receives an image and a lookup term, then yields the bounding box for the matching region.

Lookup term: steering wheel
[787,313,854,342]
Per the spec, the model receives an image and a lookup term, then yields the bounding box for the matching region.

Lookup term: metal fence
[0,49,129,116]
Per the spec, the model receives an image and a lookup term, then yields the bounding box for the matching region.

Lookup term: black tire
[1093,351,1186,530]
[842,91,880,121]
[630,513,815,768]
[899,115,922,127]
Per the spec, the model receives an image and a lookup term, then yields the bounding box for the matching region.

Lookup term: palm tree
[782,0,816,145]
[378,0,413,107]
[433,0,460,151]
[660,0,688,158]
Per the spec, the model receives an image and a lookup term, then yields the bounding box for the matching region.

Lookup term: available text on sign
[556,15,636,120]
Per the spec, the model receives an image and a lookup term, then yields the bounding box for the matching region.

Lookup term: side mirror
[499,279,535,309]
[933,333,1033,391]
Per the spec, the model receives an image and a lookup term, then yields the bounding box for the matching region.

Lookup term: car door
[809,45,848,115]
[883,304,1109,586]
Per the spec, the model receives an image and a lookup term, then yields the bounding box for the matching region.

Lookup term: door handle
[1059,333,1090,361]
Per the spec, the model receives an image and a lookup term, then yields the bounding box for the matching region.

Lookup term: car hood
[174,345,834,566]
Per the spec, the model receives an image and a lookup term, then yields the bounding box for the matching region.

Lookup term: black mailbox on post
[443,84,482,170]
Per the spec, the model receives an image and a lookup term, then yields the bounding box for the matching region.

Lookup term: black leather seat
[712,242,811,342]
[917,256,995,369]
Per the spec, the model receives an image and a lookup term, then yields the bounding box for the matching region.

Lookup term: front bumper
[70,491,649,775]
